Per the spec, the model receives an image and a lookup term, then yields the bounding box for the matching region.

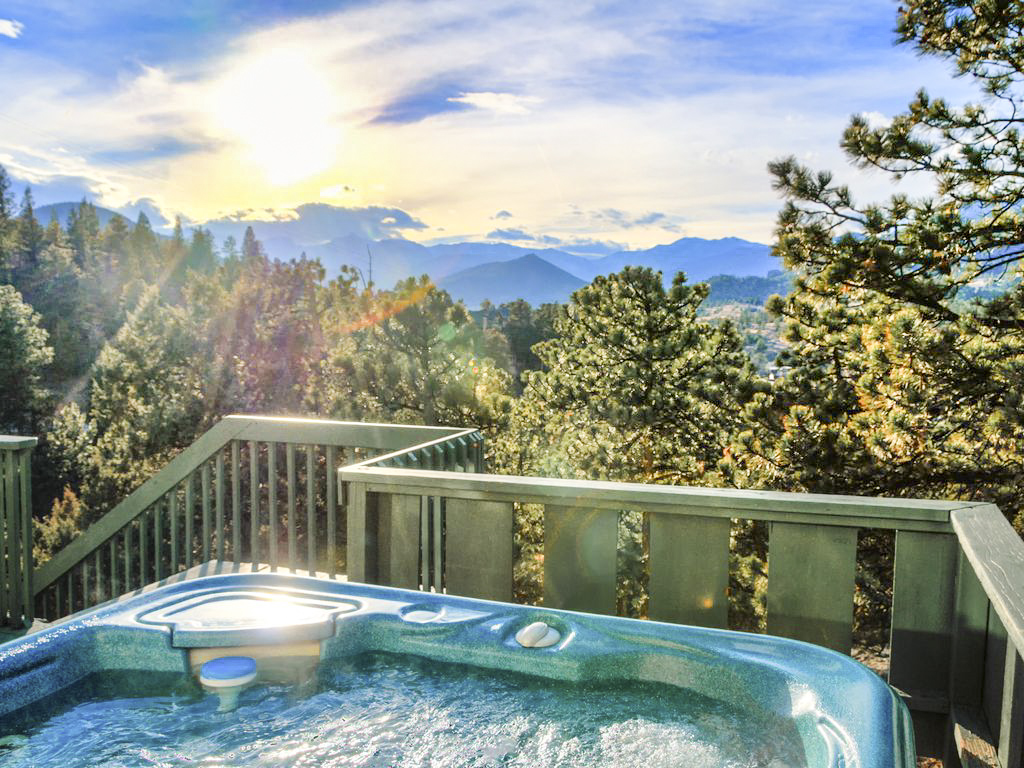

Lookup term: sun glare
[211,48,339,186]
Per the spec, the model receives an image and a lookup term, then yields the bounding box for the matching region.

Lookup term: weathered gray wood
[326,445,336,577]
[984,608,1008,743]
[81,560,88,610]
[649,513,730,628]
[0,455,8,621]
[201,462,212,564]
[184,475,194,568]
[33,417,252,592]
[287,443,296,570]
[215,450,225,561]
[950,548,991,708]
[4,450,20,621]
[307,445,316,575]
[153,499,162,582]
[168,490,178,574]
[0,436,37,450]
[92,549,102,604]
[223,415,465,453]
[345,481,376,583]
[108,537,117,603]
[543,504,618,614]
[432,496,443,592]
[950,705,1000,768]
[890,531,958,698]
[378,493,422,590]
[268,442,278,571]
[445,498,514,601]
[122,528,131,592]
[139,512,149,585]
[19,448,32,623]
[231,440,241,563]
[952,505,1024,663]
[419,496,430,589]
[767,522,857,653]
[997,646,1024,768]
[342,467,958,531]
[249,441,259,566]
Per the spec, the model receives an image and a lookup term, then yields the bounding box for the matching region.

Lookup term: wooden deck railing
[30,416,482,621]
[340,465,1024,768]
[0,436,36,628]
[6,415,1023,766]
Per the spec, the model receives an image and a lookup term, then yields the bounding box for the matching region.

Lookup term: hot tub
[0,572,913,767]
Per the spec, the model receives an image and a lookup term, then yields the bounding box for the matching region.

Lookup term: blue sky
[0,1,977,250]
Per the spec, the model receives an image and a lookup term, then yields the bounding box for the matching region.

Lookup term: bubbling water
[0,653,805,768]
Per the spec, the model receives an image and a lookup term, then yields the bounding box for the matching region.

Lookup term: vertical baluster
[202,462,212,564]
[250,441,260,566]
[169,490,179,574]
[123,527,132,592]
[269,442,278,571]
[232,440,241,563]
[420,497,430,589]
[65,572,72,615]
[19,447,32,623]
[153,498,163,582]
[109,536,118,601]
[82,557,90,609]
[55,579,63,621]
[4,449,19,621]
[184,475,194,569]
[433,496,444,592]
[287,444,297,571]
[94,549,104,604]
[307,445,316,575]
[139,511,149,586]
[0,453,9,622]
[326,445,336,578]
[214,450,225,561]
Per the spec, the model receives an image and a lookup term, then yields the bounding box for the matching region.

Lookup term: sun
[210,48,339,186]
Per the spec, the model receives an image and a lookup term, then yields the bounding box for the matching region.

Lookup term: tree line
[1,0,1022,644]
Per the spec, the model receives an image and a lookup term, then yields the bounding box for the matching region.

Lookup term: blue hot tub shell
[0,572,914,767]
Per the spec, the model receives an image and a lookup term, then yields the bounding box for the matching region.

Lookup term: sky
[0,0,980,252]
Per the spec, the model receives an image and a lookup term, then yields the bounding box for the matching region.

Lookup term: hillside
[36,202,130,230]
[438,254,585,307]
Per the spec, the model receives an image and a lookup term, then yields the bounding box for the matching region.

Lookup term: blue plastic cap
[201,656,257,681]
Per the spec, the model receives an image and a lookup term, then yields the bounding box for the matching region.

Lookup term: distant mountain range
[438,254,587,307]
[35,201,783,307]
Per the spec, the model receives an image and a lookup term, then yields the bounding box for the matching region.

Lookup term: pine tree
[728,0,1024,536]
[0,166,15,274]
[16,188,45,269]
[0,284,54,433]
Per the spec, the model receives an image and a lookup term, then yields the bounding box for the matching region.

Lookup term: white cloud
[448,92,540,115]
[0,19,23,39]
[0,0,984,244]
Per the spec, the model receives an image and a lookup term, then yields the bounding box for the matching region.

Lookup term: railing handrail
[951,503,1024,659]
[340,465,974,531]
[34,415,475,594]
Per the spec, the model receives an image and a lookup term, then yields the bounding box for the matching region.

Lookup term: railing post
[1,436,37,628]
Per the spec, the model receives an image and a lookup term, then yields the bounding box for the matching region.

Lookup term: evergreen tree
[328,275,512,428]
[241,225,265,262]
[728,0,1024,532]
[16,188,45,269]
[82,286,208,518]
[67,201,100,268]
[0,167,16,274]
[505,267,758,483]
[0,284,54,433]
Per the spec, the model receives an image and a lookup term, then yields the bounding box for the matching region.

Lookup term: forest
[2,0,1023,647]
